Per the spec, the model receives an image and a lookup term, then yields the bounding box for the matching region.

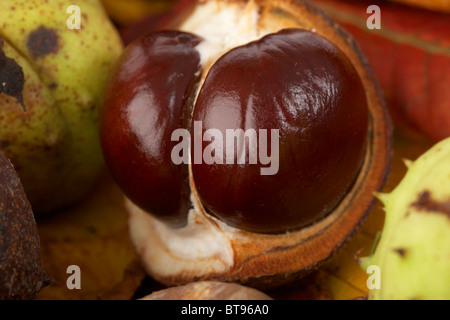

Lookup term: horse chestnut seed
[100,0,391,288]
[100,30,202,227]
[192,28,368,233]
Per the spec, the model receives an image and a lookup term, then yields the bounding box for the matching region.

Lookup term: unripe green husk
[0,0,123,213]
[361,137,450,300]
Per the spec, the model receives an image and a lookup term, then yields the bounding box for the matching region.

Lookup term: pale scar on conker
[101,28,369,234]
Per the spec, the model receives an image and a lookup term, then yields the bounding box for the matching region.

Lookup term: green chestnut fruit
[361,136,450,300]
[0,0,123,213]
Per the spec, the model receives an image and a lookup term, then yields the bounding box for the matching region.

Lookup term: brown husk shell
[0,150,50,299]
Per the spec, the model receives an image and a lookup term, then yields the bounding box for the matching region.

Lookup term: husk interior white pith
[180,0,272,69]
[126,195,235,277]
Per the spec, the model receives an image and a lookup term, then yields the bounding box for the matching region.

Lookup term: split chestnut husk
[100,0,391,289]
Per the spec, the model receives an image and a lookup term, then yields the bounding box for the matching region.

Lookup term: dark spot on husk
[0,37,27,112]
[393,248,407,258]
[411,191,450,219]
[26,26,59,59]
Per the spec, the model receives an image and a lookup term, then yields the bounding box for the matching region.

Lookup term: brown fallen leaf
[35,171,145,300]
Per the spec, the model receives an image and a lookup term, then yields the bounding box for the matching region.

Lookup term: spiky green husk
[362,137,450,300]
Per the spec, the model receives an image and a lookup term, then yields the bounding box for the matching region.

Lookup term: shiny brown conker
[192,28,368,233]
[100,30,202,227]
